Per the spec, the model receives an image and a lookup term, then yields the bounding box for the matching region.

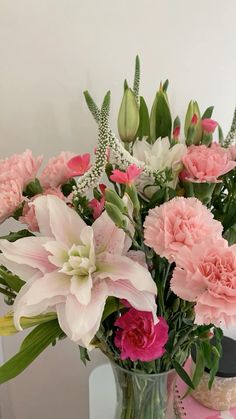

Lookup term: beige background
[0,1,236,418]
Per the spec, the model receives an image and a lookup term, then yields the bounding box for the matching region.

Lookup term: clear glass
[111,362,177,419]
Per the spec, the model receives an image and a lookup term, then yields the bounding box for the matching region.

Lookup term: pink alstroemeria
[88,184,107,219]
[0,195,157,348]
[201,118,218,134]
[110,164,143,186]
[67,153,91,177]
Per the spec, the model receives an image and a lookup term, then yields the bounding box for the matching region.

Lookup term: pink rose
[19,188,65,231]
[0,150,42,188]
[201,119,218,134]
[114,309,168,362]
[144,197,223,262]
[40,151,75,189]
[182,143,236,183]
[171,238,236,327]
[0,178,24,223]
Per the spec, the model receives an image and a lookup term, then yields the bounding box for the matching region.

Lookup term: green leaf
[202,106,214,119]
[0,320,62,384]
[136,96,150,140]
[0,267,25,292]
[24,178,43,197]
[172,359,194,389]
[162,79,169,92]
[102,297,123,322]
[79,346,90,366]
[185,345,205,396]
[61,178,77,197]
[0,229,34,242]
[218,124,224,145]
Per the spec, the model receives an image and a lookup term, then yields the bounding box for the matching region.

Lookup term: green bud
[105,189,127,213]
[125,184,140,217]
[172,298,180,313]
[182,180,216,205]
[118,88,139,143]
[184,100,202,144]
[150,85,172,142]
[105,203,126,228]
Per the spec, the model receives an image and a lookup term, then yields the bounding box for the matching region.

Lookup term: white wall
[0,1,236,418]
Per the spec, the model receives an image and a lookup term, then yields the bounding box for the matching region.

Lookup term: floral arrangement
[0,57,236,417]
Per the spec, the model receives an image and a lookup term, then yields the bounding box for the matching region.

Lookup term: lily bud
[105,189,127,213]
[118,88,139,143]
[105,202,126,228]
[150,85,172,142]
[184,100,202,144]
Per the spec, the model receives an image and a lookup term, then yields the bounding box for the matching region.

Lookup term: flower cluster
[0,59,236,393]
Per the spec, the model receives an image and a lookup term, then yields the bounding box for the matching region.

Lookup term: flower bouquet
[0,57,236,419]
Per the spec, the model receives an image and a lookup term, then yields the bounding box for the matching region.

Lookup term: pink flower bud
[173,126,180,139]
[201,118,218,134]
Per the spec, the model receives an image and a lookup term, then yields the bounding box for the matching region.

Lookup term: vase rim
[110,360,175,378]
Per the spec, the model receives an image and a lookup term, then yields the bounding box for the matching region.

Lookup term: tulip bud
[184,100,202,145]
[118,88,140,143]
[105,202,126,228]
[105,189,127,213]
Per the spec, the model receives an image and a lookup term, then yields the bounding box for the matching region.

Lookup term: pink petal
[106,279,157,322]
[70,274,93,305]
[33,195,86,248]
[67,153,91,176]
[57,282,108,347]
[0,237,55,274]
[96,253,157,294]
[93,211,126,255]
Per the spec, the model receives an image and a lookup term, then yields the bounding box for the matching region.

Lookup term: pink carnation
[40,151,75,189]
[182,143,236,183]
[0,178,24,223]
[19,188,65,232]
[144,197,223,262]
[171,238,236,327]
[227,145,236,161]
[201,119,218,134]
[0,150,42,188]
[114,309,168,362]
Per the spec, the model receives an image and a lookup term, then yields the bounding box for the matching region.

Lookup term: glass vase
[111,362,177,419]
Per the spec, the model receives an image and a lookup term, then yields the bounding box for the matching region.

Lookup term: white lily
[133,138,187,197]
[0,195,157,348]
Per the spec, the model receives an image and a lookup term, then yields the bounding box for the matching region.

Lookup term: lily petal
[57,282,108,347]
[96,254,157,294]
[34,195,86,248]
[0,237,54,274]
[93,211,126,255]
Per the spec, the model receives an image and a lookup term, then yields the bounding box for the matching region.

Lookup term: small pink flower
[173,126,180,139]
[40,151,75,189]
[19,188,65,232]
[144,197,223,262]
[182,143,236,183]
[0,150,42,189]
[67,153,91,176]
[88,184,106,219]
[0,178,24,223]
[114,309,168,362]
[191,114,198,125]
[110,164,143,186]
[201,118,218,134]
[170,238,236,327]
